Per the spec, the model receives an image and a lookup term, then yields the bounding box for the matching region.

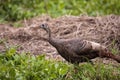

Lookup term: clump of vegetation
[0,47,69,80]
[0,0,120,21]
[0,46,120,80]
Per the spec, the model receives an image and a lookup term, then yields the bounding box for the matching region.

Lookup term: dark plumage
[40,23,120,64]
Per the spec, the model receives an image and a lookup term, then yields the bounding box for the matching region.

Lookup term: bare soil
[0,14,120,64]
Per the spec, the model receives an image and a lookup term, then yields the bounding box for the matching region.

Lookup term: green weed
[0,47,120,80]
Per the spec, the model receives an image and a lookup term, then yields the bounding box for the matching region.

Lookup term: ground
[0,14,120,64]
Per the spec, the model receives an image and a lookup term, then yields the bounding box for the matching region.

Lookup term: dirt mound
[0,14,120,62]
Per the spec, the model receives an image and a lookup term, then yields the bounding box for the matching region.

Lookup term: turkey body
[48,38,107,64]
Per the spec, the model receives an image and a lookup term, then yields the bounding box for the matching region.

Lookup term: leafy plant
[0,0,120,21]
[0,46,120,80]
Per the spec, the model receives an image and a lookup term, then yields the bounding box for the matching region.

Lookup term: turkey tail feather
[105,52,120,63]
[114,55,120,63]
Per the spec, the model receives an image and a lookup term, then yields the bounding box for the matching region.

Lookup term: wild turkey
[39,23,120,64]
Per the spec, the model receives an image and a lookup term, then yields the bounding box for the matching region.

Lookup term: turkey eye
[41,24,45,27]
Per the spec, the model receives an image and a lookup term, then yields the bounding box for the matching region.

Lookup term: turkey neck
[48,38,61,49]
[46,27,60,48]
[45,26,51,40]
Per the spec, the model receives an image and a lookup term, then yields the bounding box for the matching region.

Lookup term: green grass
[0,46,120,80]
[0,0,120,21]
